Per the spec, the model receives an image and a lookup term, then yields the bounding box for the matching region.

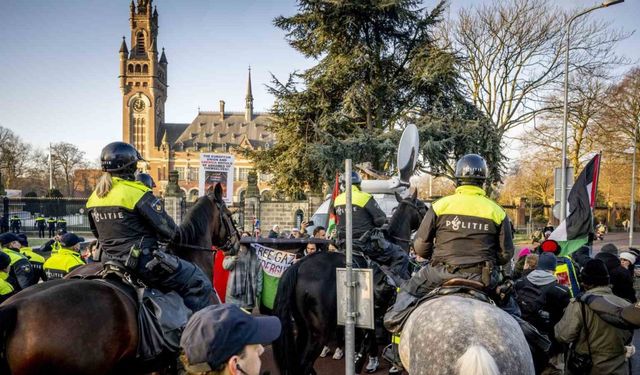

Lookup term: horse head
[388,189,427,250]
[206,183,241,255]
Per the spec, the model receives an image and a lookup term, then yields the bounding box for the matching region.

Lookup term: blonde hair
[524,254,539,270]
[96,172,113,198]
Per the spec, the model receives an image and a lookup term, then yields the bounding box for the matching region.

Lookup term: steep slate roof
[159,123,190,145]
[170,111,273,151]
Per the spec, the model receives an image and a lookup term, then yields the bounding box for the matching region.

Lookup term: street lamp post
[630,122,638,246]
[560,0,624,223]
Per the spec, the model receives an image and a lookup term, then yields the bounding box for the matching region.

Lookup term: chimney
[219,100,225,120]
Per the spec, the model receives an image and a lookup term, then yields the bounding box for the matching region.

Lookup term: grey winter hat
[600,243,618,255]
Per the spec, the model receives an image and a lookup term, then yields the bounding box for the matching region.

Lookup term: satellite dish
[397,124,420,184]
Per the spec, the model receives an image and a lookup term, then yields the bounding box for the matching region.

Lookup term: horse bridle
[211,195,241,253]
[390,197,427,244]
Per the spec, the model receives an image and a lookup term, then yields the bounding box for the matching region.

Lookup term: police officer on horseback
[334,171,409,281]
[86,141,213,312]
[401,154,514,296]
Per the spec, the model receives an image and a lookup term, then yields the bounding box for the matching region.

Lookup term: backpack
[516,279,551,331]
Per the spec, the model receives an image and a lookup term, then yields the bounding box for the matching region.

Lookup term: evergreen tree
[250,0,501,196]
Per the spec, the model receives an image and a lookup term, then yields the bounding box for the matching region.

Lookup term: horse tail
[0,305,17,375]
[273,261,301,375]
[456,345,500,375]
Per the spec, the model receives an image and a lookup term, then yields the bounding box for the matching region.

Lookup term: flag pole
[49,143,53,191]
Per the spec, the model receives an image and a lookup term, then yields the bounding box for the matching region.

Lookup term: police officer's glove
[495,279,515,302]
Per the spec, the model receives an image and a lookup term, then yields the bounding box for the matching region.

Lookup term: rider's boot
[366,356,380,373]
[332,347,344,360]
[320,346,331,358]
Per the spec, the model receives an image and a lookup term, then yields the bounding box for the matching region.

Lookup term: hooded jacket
[595,252,637,303]
[555,286,633,375]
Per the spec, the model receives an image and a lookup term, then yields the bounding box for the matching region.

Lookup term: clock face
[133,98,146,112]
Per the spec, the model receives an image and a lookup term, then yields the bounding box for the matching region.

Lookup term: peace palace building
[119,0,274,202]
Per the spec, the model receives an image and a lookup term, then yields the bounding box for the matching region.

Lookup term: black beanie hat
[581,258,610,287]
[600,243,618,255]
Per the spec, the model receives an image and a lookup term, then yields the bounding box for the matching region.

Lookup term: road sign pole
[344,159,355,375]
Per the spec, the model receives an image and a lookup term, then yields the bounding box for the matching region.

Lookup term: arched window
[142,64,148,73]
[135,64,141,73]
[128,64,134,73]
[136,32,145,55]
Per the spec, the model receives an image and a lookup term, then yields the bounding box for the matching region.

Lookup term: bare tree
[51,142,88,197]
[0,126,32,188]
[524,74,608,171]
[445,0,630,140]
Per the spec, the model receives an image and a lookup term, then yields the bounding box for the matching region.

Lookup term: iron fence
[2,197,91,234]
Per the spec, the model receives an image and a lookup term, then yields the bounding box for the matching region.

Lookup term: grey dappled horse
[399,295,534,375]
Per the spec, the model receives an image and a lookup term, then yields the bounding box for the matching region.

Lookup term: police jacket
[1,247,35,290]
[334,186,386,241]
[20,247,46,282]
[43,248,85,280]
[86,177,177,260]
[0,271,15,304]
[414,185,514,266]
[47,218,56,228]
[35,217,46,228]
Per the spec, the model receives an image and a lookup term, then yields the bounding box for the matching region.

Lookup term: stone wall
[238,194,324,232]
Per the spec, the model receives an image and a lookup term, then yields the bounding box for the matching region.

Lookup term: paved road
[260,232,640,374]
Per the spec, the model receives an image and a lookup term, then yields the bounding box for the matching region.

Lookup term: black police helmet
[340,171,362,187]
[455,154,488,187]
[135,172,156,189]
[101,142,143,178]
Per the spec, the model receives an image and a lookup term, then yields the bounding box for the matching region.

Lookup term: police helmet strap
[101,142,144,178]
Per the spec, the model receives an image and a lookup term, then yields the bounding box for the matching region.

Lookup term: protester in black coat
[595,250,637,303]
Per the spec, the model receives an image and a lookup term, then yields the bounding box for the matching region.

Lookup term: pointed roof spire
[160,47,168,64]
[246,66,253,101]
[119,36,129,54]
[150,37,158,53]
[153,5,158,16]
[130,0,135,13]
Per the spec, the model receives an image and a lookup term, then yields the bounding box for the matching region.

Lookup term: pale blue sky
[0,0,638,160]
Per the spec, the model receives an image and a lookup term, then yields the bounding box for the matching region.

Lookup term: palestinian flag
[549,154,601,256]
[326,172,340,238]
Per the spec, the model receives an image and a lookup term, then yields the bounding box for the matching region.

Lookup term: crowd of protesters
[510,237,638,375]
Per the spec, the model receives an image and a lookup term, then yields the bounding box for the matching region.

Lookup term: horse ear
[214,183,223,201]
[395,191,403,203]
[411,188,418,200]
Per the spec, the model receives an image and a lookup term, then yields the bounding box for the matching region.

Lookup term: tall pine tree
[249,0,502,197]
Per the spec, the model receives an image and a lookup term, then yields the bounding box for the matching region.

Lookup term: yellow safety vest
[20,247,45,265]
[2,247,28,266]
[0,271,14,296]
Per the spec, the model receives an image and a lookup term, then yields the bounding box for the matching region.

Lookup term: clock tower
[119,0,168,161]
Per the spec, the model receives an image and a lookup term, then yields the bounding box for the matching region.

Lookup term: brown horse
[0,184,239,375]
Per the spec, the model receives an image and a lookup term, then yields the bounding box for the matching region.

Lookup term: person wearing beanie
[600,243,619,255]
[515,252,570,373]
[555,259,633,375]
[595,251,636,303]
[0,232,36,290]
[511,247,531,280]
[0,251,16,304]
[619,252,636,270]
[43,233,86,280]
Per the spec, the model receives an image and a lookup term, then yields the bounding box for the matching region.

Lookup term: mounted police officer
[334,171,409,279]
[86,141,213,312]
[398,154,514,297]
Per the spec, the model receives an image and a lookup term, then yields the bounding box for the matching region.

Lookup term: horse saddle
[383,279,493,334]
[69,261,191,362]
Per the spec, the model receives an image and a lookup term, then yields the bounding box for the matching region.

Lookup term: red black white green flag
[326,173,340,238]
[549,153,601,256]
